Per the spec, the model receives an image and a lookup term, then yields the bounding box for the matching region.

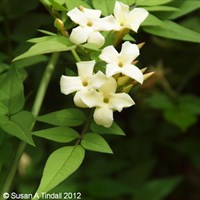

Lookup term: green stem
[75,109,94,146]
[0,53,60,198]
[71,49,81,62]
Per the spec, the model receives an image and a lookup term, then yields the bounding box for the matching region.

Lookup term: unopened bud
[54,18,68,36]
[143,71,155,81]
[137,42,145,49]
[122,84,133,93]
[141,67,147,73]
[117,76,130,87]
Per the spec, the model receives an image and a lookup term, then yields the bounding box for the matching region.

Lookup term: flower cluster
[60,1,149,127]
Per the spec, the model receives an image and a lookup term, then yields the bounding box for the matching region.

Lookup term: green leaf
[80,43,100,51]
[81,133,113,154]
[0,111,35,145]
[143,6,179,12]
[145,93,173,111]
[136,0,173,6]
[37,109,85,127]
[65,0,90,10]
[13,36,76,61]
[143,20,200,43]
[164,106,197,132]
[0,67,24,115]
[141,14,163,26]
[33,127,79,143]
[34,145,85,198]
[90,121,125,135]
[133,177,181,200]
[13,55,48,68]
[92,0,115,16]
[160,0,200,20]
[49,0,67,11]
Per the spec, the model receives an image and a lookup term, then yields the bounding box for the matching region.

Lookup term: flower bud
[54,18,68,36]
[117,75,130,87]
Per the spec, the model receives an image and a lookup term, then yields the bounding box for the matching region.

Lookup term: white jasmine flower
[81,77,134,127]
[114,1,149,32]
[67,7,119,47]
[60,61,107,107]
[99,41,144,84]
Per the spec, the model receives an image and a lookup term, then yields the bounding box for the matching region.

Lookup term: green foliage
[0,67,24,115]
[90,121,125,135]
[0,111,34,145]
[1,0,200,199]
[34,145,85,198]
[143,20,200,43]
[81,133,113,154]
[33,127,79,143]
[13,36,76,61]
[146,93,200,131]
[92,0,116,16]
[133,177,182,200]
[36,109,86,127]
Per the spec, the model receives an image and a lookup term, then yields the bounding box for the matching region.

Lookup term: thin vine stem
[0,53,60,199]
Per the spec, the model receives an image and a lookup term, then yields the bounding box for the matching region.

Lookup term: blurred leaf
[65,0,91,10]
[136,0,173,6]
[1,0,38,19]
[179,95,200,115]
[13,36,76,61]
[84,179,132,198]
[143,6,179,12]
[11,13,51,42]
[13,55,48,68]
[90,121,125,135]
[92,0,115,16]
[161,0,200,20]
[145,93,173,110]
[0,67,24,115]
[0,111,35,146]
[33,127,79,143]
[133,177,182,200]
[164,106,197,132]
[143,20,200,43]
[37,109,85,127]
[35,145,85,197]
[81,133,113,154]
[49,0,67,11]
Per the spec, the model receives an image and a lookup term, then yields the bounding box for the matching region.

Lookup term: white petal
[114,1,129,25]
[77,60,95,79]
[99,45,118,64]
[74,90,88,108]
[127,8,149,32]
[122,64,144,84]
[60,75,82,95]
[82,7,101,20]
[93,107,114,127]
[87,31,105,47]
[88,71,108,89]
[109,93,135,112]
[67,7,87,26]
[99,76,117,95]
[96,15,120,31]
[119,42,139,64]
[106,63,121,77]
[81,90,104,108]
[70,26,91,45]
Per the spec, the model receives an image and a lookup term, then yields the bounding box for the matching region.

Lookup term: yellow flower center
[82,80,88,86]
[87,21,93,27]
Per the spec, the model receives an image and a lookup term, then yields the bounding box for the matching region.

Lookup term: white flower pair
[67,1,149,47]
[60,41,143,127]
